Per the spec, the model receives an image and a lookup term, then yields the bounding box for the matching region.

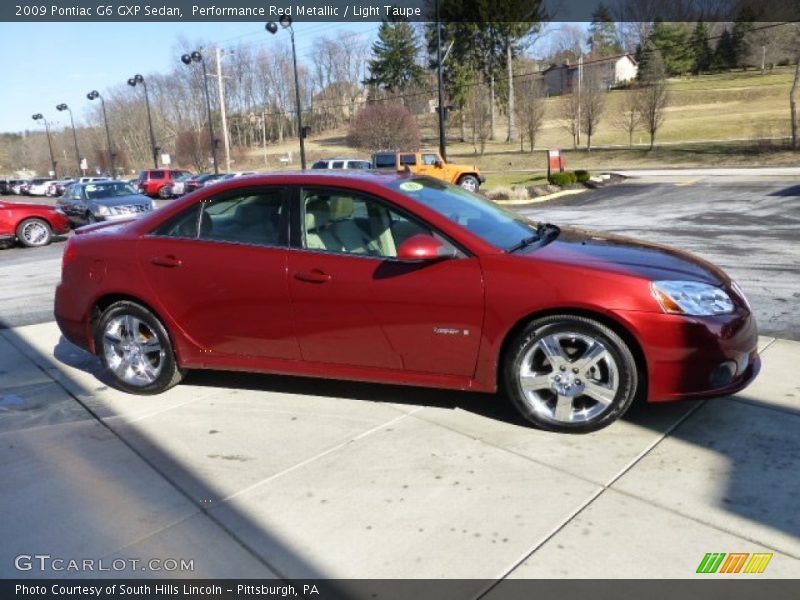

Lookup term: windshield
[388,177,539,251]
[81,182,138,200]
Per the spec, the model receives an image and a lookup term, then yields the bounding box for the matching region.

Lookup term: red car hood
[523,226,728,286]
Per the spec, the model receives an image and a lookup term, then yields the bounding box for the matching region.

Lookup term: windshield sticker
[399,181,423,192]
[85,185,97,192]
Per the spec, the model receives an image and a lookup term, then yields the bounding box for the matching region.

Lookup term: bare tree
[514,75,546,152]
[561,91,581,149]
[580,67,607,151]
[467,79,492,155]
[346,103,420,153]
[635,48,668,149]
[612,88,641,146]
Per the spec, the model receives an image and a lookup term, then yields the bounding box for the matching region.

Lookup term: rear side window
[373,153,396,168]
[331,161,345,169]
[151,204,202,238]
[199,189,287,247]
[399,154,417,166]
[311,161,328,169]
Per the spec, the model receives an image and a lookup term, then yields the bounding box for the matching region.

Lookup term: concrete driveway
[1,322,798,587]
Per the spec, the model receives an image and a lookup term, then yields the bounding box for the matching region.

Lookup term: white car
[311,158,372,170]
[26,178,56,196]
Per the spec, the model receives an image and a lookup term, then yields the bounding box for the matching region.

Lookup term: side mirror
[396,234,454,261]
[434,160,443,168]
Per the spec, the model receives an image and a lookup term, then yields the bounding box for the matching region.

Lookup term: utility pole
[435,0,447,161]
[215,47,232,172]
[262,111,268,167]
[576,54,583,146]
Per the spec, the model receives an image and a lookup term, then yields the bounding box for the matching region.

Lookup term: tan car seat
[304,198,341,251]
[328,197,382,255]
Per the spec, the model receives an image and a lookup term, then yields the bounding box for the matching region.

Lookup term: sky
[0,21,380,134]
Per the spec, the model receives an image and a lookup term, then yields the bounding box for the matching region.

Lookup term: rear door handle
[151,255,182,268]
[294,269,331,283]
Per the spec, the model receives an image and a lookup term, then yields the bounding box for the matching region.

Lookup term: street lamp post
[87,90,116,176]
[128,74,159,168]
[435,0,447,161]
[181,51,219,174]
[31,113,58,178]
[56,103,82,175]
[266,16,307,170]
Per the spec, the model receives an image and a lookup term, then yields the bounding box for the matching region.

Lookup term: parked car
[137,169,192,198]
[57,180,156,226]
[54,172,760,433]
[46,178,76,197]
[220,171,258,180]
[11,180,30,195]
[159,172,195,198]
[0,199,71,247]
[26,177,56,196]
[311,158,372,170]
[0,180,10,194]
[372,151,485,192]
[183,173,227,194]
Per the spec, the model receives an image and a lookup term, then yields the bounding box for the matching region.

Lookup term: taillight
[62,238,79,270]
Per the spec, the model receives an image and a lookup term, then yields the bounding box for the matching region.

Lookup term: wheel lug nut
[554,375,561,381]
[572,367,579,373]
[559,366,566,372]
[575,379,582,385]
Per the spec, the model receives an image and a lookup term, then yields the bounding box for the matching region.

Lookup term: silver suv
[311,158,371,170]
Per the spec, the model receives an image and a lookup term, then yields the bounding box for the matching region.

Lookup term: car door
[287,186,485,377]
[138,186,300,360]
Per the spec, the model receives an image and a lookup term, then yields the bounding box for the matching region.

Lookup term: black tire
[85,211,96,224]
[94,301,184,395]
[158,186,171,199]
[458,174,480,192]
[16,218,53,247]
[502,315,639,433]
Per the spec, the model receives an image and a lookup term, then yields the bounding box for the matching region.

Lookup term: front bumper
[615,308,760,402]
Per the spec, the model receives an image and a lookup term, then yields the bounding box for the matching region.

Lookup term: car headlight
[651,280,735,316]
[95,205,110,216]
[151,200,157,210]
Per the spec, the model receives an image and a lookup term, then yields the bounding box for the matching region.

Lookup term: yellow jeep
[372,151,485,192]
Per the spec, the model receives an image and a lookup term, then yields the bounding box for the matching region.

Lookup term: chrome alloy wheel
[20,220,50,246]
[102,314,165,386]
[517,332,619,424]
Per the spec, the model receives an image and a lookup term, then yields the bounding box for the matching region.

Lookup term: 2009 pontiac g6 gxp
[55,172,759,432]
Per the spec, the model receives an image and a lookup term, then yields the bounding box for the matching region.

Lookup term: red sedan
[54,173,760,432]
[0,200,71,248]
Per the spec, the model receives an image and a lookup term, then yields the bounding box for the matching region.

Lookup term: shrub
[346,103,420,153]
[485,186,530,202]
[574,169,591,183]
[548,171,577,186]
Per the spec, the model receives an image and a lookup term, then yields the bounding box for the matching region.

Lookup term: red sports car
[0,200,71,248]
[54,173,759,432]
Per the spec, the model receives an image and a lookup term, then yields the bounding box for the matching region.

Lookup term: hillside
[233,67,798,184]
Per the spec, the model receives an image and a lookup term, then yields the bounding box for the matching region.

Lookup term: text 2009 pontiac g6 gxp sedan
[55,172,759,432]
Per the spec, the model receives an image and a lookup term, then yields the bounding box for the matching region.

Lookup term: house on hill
[543,54,638,96]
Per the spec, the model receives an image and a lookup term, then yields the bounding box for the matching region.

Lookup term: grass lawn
[238,67,799,174]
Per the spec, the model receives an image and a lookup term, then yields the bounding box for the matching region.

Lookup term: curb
[494,188,587,206]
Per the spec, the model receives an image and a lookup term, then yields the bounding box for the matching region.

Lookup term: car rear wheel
[158,186,171,199]
[16,218,52,247]
[503,315,639,433]
[95,301,184,395]
[458,174,480,192]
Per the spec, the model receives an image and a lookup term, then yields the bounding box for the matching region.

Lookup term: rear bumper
[614,309,760,402]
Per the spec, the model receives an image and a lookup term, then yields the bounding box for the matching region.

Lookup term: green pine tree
[587,2,621,56]
[368,18,424,94]
[689,21,713,74]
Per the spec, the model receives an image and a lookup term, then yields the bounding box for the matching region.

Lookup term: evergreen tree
[587,2,621,56]
[368,18,424,94]
[731,8,756,69]
[648,21,692,75]
[689,21,713,74]
[714,29,736,70]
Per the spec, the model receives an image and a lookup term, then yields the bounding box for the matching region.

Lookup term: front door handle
[151,255,182,268]
[294,269,331,284]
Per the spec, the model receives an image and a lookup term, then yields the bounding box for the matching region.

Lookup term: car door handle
[151,255,182,268]
[294,269,331,283]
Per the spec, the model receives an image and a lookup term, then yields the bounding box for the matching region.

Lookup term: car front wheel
[503,315,639,433]
[16,218,53,247]
[458,174,480,192]
[95,301,184,395]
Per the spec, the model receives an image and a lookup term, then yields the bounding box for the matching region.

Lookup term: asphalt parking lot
[0,175,798,585]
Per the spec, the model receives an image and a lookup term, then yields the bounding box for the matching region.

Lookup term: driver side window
[301,189,432,258]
